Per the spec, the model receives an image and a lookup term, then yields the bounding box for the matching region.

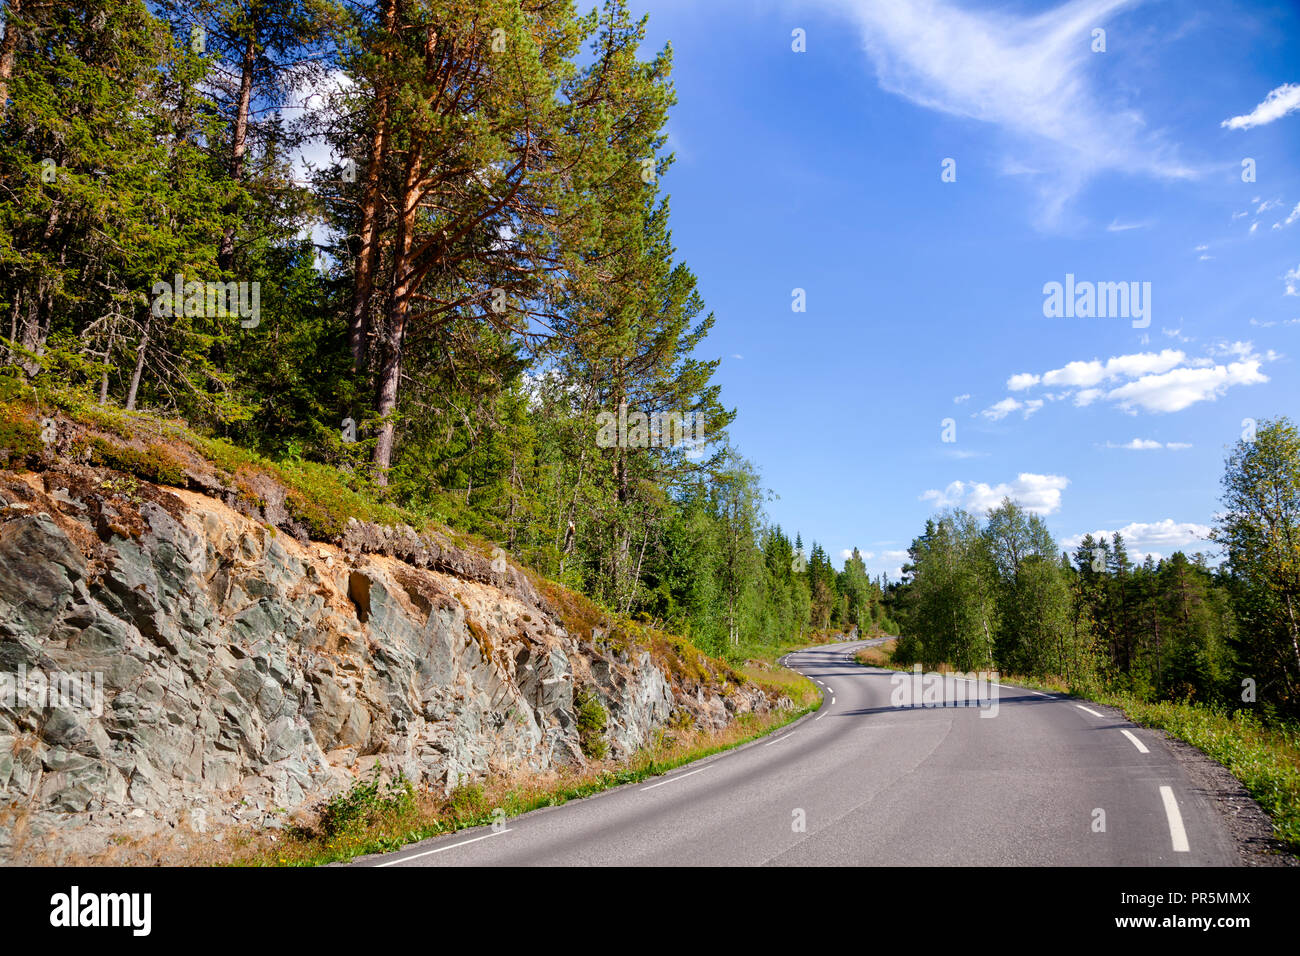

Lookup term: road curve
[355,639,1240,866]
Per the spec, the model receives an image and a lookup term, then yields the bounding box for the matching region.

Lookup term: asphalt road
[357,639,1240,866]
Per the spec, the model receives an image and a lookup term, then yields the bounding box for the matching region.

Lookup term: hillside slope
[0,407,793,863]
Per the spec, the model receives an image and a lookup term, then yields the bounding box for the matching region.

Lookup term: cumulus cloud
[921,473,1069,516]
[1000,345,1273,414]
[1221,83,1300,130]
[1107,361,1268,413]
[828,0,1194,225]
[1062,519,1212,562]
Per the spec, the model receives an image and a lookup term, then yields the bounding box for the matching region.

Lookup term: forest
[2,1,1296,725]
[892,417,1300,721]
[0,0,890,660]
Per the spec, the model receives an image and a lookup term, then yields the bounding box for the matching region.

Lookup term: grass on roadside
[1086,692,1300,855]
[854,639,897,669]
[230,700,816,867]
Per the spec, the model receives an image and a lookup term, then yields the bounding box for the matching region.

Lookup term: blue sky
[626,0,1300,578]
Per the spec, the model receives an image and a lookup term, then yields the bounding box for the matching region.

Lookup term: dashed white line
[1159,786,1190,852]
[830,697,836,705]
[764,732,796,747]
[374,827,513,866]
[1030,691,1056,699]
[1120,729,1150,754]
[640,766,712,791]
[1076,704,1105,718]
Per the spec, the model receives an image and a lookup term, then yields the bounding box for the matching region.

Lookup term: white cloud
[1256,198,1282,214]
[1286,263,1300,297]
[1221,83,1300,130]
[1007,372,1041,391]
[953,393,971,404]
[979,396,1044,421]
[921,473,1069,516]
[1001,346,1272,414]
[1037,350,1185,389]
[1107,360,1268,413]
[1062,519,1212,562]
[830,0,1193,225]
[1286,203,1300,227]
[1104,438,1192,450]
[1107,219,1151,232]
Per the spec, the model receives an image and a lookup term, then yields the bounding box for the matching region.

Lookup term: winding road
[357,638,1239,866]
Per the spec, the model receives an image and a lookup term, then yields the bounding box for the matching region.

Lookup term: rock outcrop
[0,465,780,861]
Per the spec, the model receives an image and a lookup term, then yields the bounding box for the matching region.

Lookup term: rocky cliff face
[0,465,779,861]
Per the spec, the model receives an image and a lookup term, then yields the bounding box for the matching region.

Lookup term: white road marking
[764,732,796,747]
[1121,729,1149,754]
[825,686,834,694]
[1076,704,1105,718]
[814,711,826,721]
[1159,785,1190,852]
[1030,691,1056,699]
[374,827,513,866]
[830,697,836,705]
[640,766,712,791]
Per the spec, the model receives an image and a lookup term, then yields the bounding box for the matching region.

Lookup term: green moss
[85,436,186,486]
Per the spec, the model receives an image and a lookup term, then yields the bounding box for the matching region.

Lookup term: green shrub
[317,766,415,838]
[574,687,608,760]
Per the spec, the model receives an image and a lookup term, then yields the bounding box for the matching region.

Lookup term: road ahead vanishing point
[359,639,1237,867]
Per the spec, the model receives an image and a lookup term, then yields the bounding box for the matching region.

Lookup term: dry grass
[237,703,811,866]
[854,639,897,669]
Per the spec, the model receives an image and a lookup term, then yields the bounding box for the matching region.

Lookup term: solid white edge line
[1159,785,1190,852]
[1030,690,1056,698]
[764,732,796,747]
[1076,704,1104,717]
[1121,729,1150,754]
[374,827,513,867]
[639,765,712,791]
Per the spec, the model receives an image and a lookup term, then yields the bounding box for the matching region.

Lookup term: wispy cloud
[980,396,1044,421]
[1107,218,1152,232]
[828,0,1195,226]
[1103,438,1192,450]
[1221,83,1300,130]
